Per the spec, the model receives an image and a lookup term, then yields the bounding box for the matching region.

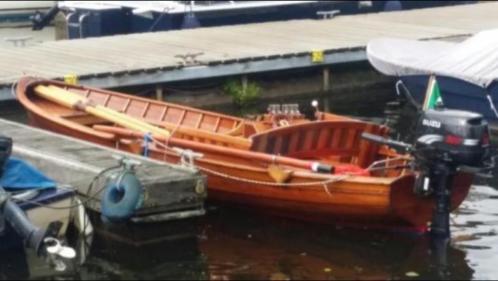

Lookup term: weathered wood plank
[0,2,497,86]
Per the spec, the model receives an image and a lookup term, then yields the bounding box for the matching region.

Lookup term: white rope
[150,135,354,187]
[158,118,183,162]
[486,94,498,119]
[171,147,203,169]
[197,164,352,187]
[366,156,412,171]
[146,135,410,194]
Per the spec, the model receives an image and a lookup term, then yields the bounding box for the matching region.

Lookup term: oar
[34,85,171,138]
[93,125,334,174]
[42,85,251,149]
[44,85,170,137]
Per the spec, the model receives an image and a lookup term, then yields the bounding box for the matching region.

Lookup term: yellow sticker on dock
[64,74,79,85]
[311,50,324,63]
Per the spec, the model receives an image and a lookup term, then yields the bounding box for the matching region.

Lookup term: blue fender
[101,172,144,222]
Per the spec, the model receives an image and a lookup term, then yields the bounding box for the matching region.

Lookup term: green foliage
[223,78,261,107]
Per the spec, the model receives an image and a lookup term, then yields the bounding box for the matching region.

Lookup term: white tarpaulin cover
[367,29,498,88]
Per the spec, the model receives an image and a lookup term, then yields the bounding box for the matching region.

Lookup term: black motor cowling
[0,136,49,254]
[413,108,491,168]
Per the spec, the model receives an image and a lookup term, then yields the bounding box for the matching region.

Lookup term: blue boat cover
[0,158,56,190]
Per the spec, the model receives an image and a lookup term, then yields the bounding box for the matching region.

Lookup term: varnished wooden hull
[16,77,474,229]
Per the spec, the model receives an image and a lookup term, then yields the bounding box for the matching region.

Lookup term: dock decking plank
[1,2,497,98]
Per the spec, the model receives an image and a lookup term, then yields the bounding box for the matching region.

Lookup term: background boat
[0,1,54,27]
[56,1,355,39]
[367,29,498,124]
[50,1,474,39]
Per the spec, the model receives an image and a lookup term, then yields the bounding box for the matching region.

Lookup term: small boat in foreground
[1,134,91,270]
[16,77,491,232]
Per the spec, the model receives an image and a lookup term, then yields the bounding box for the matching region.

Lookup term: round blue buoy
[101,172,144,222]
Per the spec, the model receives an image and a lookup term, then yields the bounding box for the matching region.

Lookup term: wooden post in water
[241,75,248,93]
[155,85,164,101]
[322,67,331,112]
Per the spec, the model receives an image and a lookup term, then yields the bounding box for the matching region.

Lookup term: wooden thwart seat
[250,121,371,164]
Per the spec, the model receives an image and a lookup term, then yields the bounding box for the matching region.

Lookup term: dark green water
[1,86,497,280]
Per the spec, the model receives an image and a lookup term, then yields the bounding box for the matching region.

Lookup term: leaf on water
[354,266,363,273]
[269,272,290,281]
[405,271,420,277]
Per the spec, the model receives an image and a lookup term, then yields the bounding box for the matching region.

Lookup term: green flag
[423,75,443,110]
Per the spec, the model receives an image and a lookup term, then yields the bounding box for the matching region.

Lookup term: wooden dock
[0,118,206,223]
[1,2,497,100]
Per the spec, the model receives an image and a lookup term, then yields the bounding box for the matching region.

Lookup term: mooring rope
[147,135,412,198]
[486,94,498,119]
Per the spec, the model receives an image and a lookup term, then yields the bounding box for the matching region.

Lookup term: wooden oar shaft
[93,125,330,172]
[35,85,170,138]
[43,85,249,148]
[34,85,82,108]
[95,105,170,137]
[44,85,170,137]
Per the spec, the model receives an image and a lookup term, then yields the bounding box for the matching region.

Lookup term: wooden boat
[16,77,474,230]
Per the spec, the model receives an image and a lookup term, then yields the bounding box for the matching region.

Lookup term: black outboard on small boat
[1,135,48,253]
[413,108,492,237]
[1,136,77,267]
[363,107,493,238]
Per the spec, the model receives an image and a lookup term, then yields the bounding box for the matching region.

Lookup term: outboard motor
[0,135,75,269]
[1,135,47,252]
[363,108,493,238]
[412,108,491,238]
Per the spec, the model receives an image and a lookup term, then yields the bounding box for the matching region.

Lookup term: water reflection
[0,247,29,280]
[0,245,83,280]
[80,235,204,280]
[452,184,498,280]
[76,217,206,280]
[199,207,473,280]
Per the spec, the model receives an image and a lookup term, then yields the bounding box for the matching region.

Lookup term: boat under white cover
[367,29,498,88]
